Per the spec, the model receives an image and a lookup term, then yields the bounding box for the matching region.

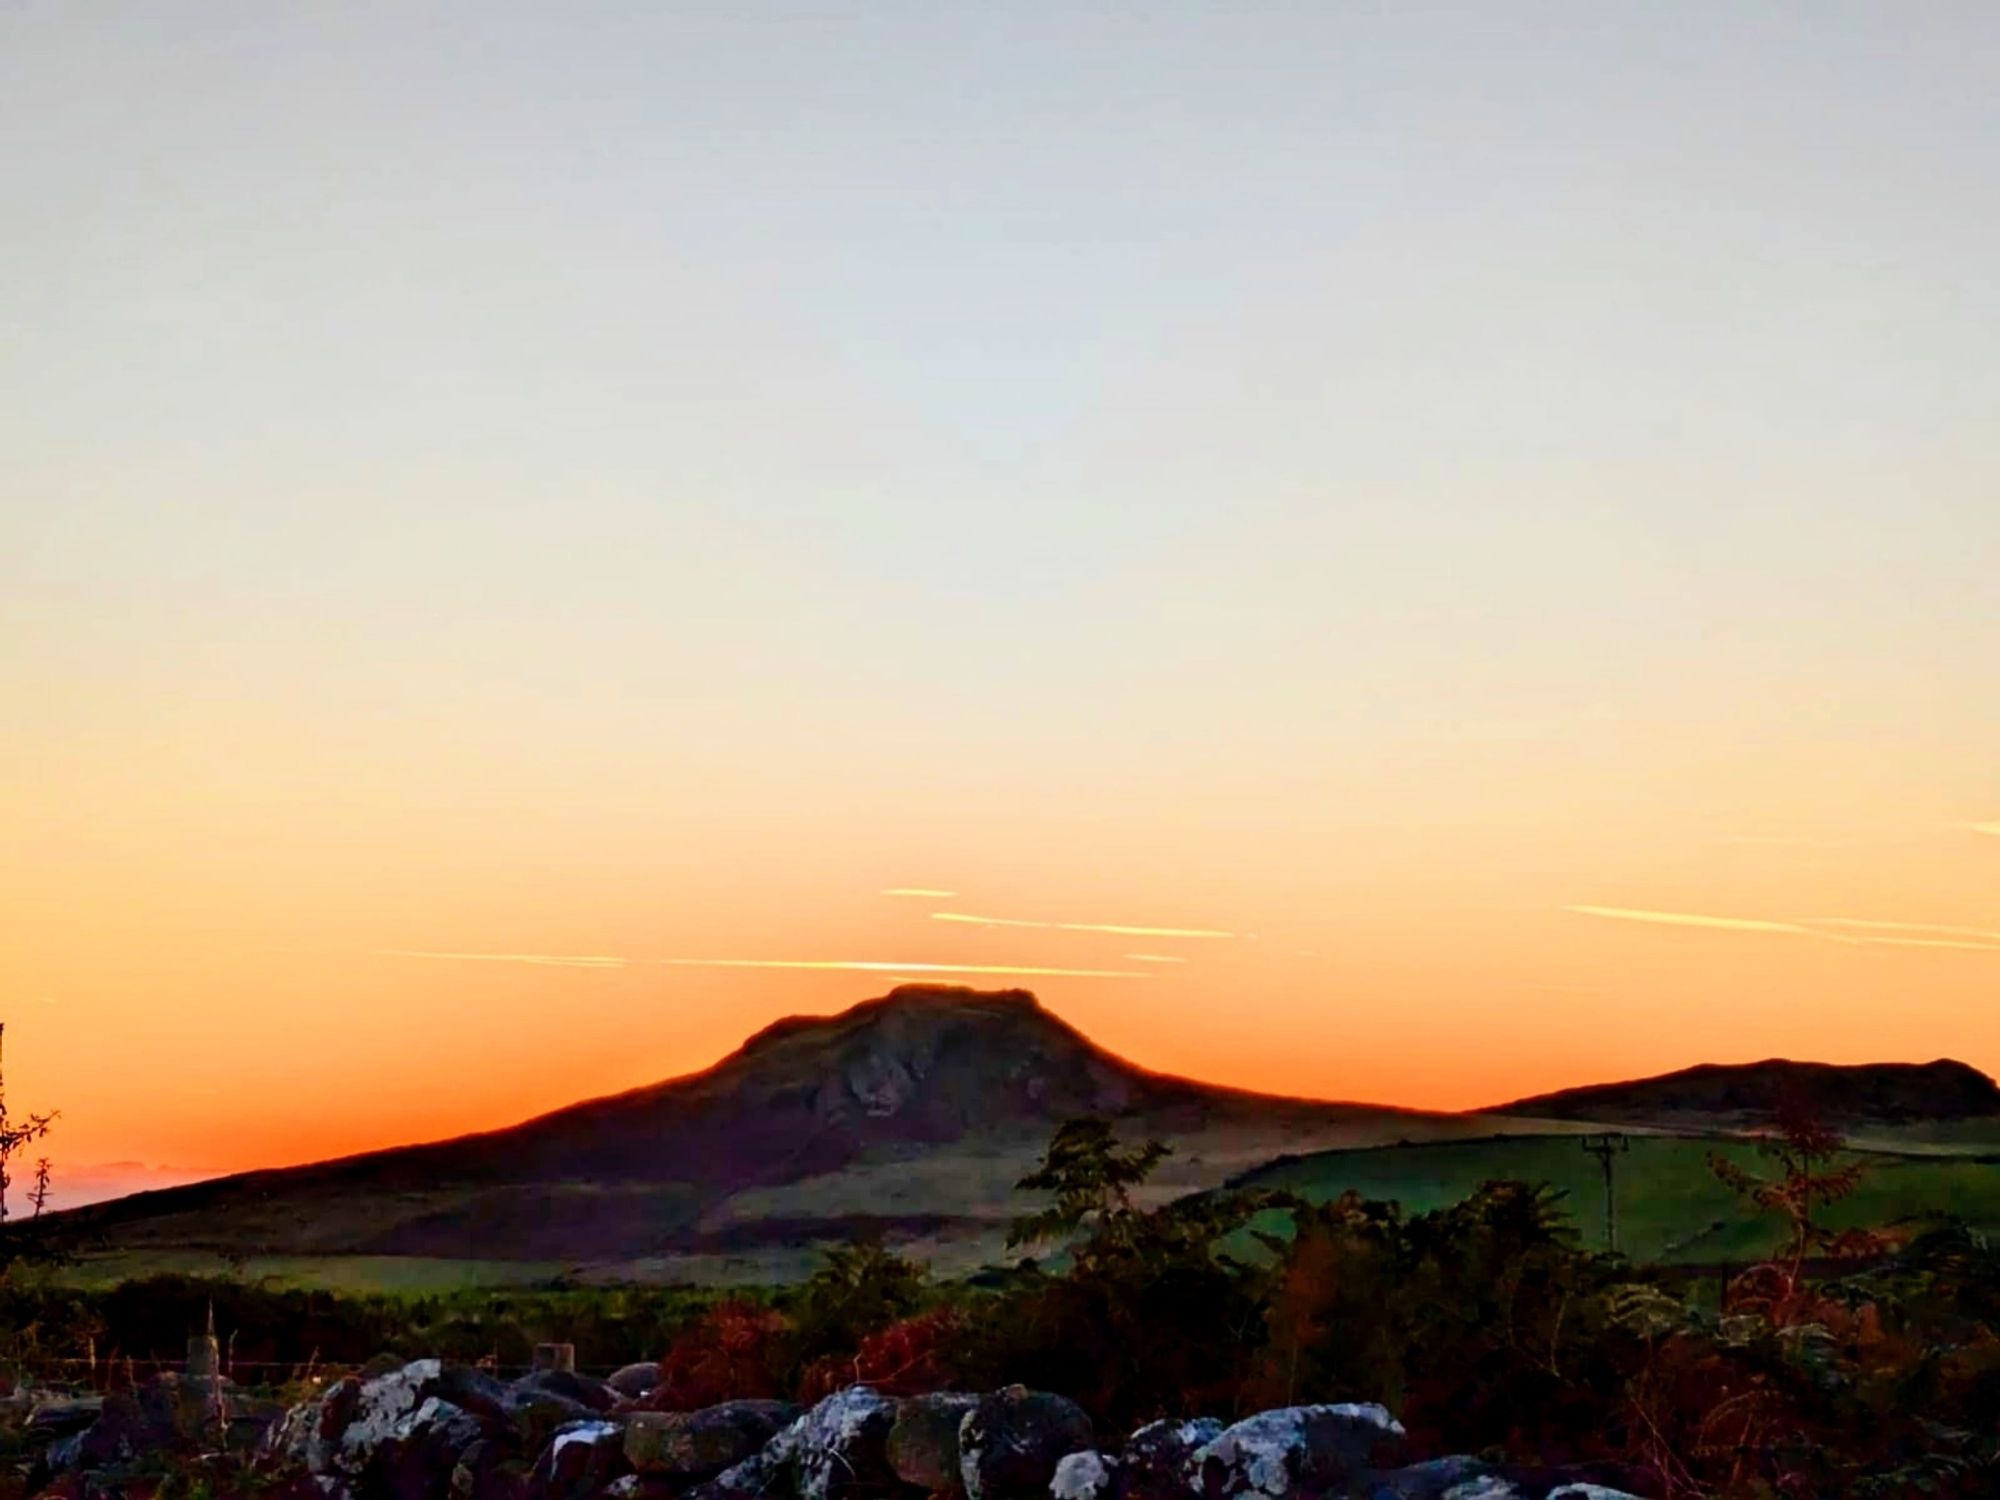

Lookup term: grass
[53,1252,577,1294]
[1233,1132,2000,1263]
[58,1124,2000,1292]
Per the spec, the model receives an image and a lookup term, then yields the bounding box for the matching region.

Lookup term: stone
[959,1387,1094,1500]
[624,1400,801,1479]
[1188,1405,1406,1500]
[517,1370,620,1415]
[529,1420,629,1500]
[1364,1457,1505,1499]
[710,1386,899,1500]
[1119,1419,1223,1500]
[338,1362,448,1478]
[28,1399,105,1439]
[603,1477,685,1500]
[435,1367,520,1427]
[607,1365,665,1402]
[69,1393,151,1470]
[1437,1477,1523,1500]
[1493,1463,1652,1499]
[1050,1451,1118,1500]
[377,1398,495,1500]
[264,1359,491,1487]
[887,1392,981,1492]
[454,1440,536,1500]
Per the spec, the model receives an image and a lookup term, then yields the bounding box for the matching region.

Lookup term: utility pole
[1580,1132,1630,1253]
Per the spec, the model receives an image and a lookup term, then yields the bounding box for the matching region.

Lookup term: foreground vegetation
[1236,1129,2000,1262]
[5,1105,2000,1498]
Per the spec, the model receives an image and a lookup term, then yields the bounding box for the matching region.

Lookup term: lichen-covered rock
[1120,1419,1223,1500]
[603,1476,685,1500]
[887,1392,981,1492]
[1050,1450,1118,1500]
[378,1398,494,1500]
[529,1420,629,1500]
[607,1365,665,1402]
[707,1386,899,1500]
[266,1361,448,1480]
[262,1358,522,1497]
[624,1400,802,1479]
[959,1387,1094,1500]
[1188,1405,1405,1500]
[1435,1476,1522,1500]
[684,1457,783,1500]
[1362,1457,1502,1499]
[1493,1463,1653,1500]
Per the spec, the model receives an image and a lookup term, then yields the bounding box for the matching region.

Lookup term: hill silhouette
[59,986,1473,1271]
[1487,1056,2000,1128]
[63,992,2000,1279]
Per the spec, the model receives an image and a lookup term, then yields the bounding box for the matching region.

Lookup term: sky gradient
[3,2,1997,1193]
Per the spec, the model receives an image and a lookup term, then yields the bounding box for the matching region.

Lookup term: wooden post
[187,1336,221,1382]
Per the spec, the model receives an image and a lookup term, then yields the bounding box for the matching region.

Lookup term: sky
[3,2,1997,1197]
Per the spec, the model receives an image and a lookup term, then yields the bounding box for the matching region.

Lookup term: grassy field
[52,1252,578,1294]
[1234,1132,2000,1263]
[54,1122,2000,1292]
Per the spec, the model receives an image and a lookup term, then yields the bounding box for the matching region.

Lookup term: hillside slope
[57,985,1481,1271]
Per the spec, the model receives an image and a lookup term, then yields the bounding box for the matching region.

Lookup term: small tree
[0,1023,58,1230]
[784,1236,928,1387]
[1708,1092,1868,1270]
[1006,1116,1171,1254]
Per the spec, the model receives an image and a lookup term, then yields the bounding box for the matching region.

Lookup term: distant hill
[1487,1057,2000,1129]
[57,986,1490,1276]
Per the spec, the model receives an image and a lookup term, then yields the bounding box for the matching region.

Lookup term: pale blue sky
[5,3,2000,1163]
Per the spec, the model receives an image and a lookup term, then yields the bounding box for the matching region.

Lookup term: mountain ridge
[1486,1056,2000,1126]
[54,985,1455,1268]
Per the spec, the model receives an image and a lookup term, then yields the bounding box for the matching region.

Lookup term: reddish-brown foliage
[639,1299,791,1412]
[799,1307,966,1402]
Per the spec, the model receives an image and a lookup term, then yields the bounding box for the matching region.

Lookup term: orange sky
[4,5,1998,1185]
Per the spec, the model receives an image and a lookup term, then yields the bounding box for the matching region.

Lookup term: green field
[52,1253,577,1295]
[1235,1132,2000,1263]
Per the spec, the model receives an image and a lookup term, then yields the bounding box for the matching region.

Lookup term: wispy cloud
[1056,921,1234,938]
[1974,822,2000,838]
[931,912,1052,929]
[1841,935,2000,953]
[1800,917,2000,942]
[380,949,1146,978]
[378,950,630,968]
[1566,907,2000,954]
[649,958,1148,978]
[1123,953,1190,964]
[882,888,958,898]
[930,912,1233,939]
[1564,906,1815,937]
